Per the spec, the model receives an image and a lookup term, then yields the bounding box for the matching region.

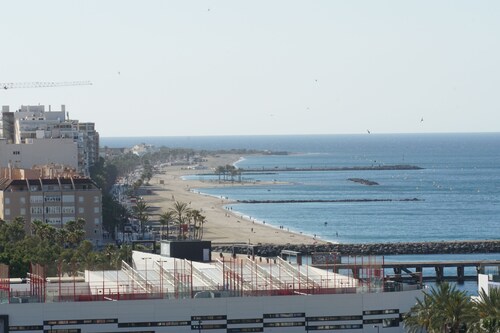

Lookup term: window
[62,207,75,214]
[5,208,10,216]
[20,208,26,215]
[363,309,398,315]
[31,207,43,215]
[94,217,100,225]
[45,218,61,225]
[79,196,84,203]
[264,322,304,327]
[20,197,26,204]
[45,195,61,202]
[45,206,61,214]
[94,207,100,213]
[12,151,20,155]
[63,195,75,203]
[4,198,10,205]
[79,207,84,214]
[383,318,400,327]
[94,196,99,203]
[63,217,75,224]
[30,195,43,204]
[308,316,362,322]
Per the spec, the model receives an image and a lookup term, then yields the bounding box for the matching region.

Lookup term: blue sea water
[101,133,500,293]
[102,133,500,244]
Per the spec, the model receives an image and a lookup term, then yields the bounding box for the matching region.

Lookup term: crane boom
[1,81,92,90]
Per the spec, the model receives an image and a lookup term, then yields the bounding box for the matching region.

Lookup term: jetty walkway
[311,259,500,283]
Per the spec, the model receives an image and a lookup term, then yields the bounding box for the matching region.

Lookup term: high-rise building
[0,172,103,245]
[0,105,99,176]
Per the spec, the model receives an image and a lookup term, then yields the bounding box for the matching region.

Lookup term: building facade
[0,250,423,332]
[0,177,103,244]
[0,105,99,176]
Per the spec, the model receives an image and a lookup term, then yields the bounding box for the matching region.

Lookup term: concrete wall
[2,289,422,332]
[0,139,78,171]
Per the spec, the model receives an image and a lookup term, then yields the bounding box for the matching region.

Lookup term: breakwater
[212,240,500,257]
[237,198,421,204]
[239,164,423,173]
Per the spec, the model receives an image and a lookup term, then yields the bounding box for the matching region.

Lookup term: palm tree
[133,199,150,239]
[404,292,436,333]
[168,201,191,239]
[215,166,225,183]
[159,211,175,239]
[468,288,500,333]
[189,209,206,240]
[65,219,86,248]
[404,282,474,333]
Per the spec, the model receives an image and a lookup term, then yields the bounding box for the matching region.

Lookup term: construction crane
[1,81,92,90]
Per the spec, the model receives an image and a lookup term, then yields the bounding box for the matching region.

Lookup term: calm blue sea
[102,133,499,244]
[102,133,500,294]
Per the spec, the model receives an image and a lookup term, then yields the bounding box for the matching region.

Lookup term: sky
[1,1,499,137]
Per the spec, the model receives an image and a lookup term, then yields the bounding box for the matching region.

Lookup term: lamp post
[141,257,149,292]
[198,319,202,333]
[374,325,380,333]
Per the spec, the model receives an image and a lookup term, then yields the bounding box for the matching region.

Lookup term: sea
[101,133,500,294]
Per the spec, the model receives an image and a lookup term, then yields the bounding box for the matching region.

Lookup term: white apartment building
[0,138,79,171]
[0,105,99,176]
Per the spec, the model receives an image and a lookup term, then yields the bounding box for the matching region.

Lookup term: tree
[187,209,206,240]
[468,288,500,333]
[133,199,150,239]
[215,166,225,183]
[65,219,87,248]
[404,282,475,333]
[159,211,175,239]
[169,201,191,239]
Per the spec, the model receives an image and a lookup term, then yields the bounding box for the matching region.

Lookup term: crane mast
[1,81,92,90]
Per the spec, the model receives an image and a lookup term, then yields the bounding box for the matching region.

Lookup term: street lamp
[141,257,150,292]
[198,319,202,333]
[373,325,380,333]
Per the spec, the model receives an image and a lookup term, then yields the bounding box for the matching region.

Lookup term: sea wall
[212,240,500,257]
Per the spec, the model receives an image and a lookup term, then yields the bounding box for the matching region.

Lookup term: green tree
[159,210,175,239]
[133,199,150,239]
[169,201,191,239]
[215,166,225,183]
[404,282,474,333]
[468,288,500,333]
[66,219,87,247]
[187,209,206,240]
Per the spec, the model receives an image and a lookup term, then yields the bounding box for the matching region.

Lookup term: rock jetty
[237,198,421,204]
[240,164,423,173]
[212,240,500,257]
[348,178,379,186]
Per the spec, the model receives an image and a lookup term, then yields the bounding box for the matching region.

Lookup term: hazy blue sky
[1,1,499,137]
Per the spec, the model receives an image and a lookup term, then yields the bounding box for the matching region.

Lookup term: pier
[311,259,500,283]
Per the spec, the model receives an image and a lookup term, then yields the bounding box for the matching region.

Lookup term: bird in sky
[367,129,371,134]
[421,117,424,122]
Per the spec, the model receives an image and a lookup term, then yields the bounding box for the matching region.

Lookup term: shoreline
[142,154,328,246]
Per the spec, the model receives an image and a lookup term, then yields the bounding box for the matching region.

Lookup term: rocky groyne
[240,164,423,173]
[348,178,379,186]
[212,240,500,257]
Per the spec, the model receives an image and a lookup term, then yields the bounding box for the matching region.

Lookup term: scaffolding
[2,253,421,304]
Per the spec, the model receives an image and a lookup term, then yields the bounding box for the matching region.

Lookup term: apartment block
[0,176,103,245]
[0,105,99,176]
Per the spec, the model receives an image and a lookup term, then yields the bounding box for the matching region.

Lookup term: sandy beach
[140,154,327,246]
